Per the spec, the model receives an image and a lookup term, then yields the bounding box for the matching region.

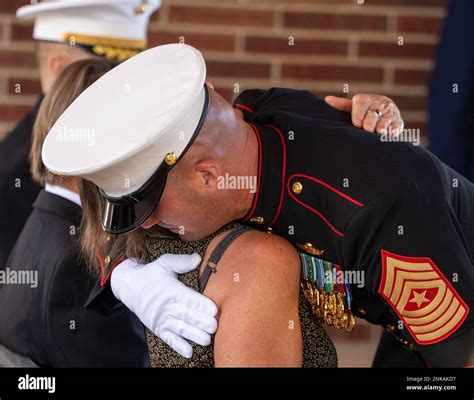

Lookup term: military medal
[299,252,355,332]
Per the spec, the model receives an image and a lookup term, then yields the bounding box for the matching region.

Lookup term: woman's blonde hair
[29,57,174,276]
[30,57,118,186]
[78,178,174,277]
[29,58,148,275]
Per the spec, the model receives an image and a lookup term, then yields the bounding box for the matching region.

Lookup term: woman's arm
[200,230,302,367]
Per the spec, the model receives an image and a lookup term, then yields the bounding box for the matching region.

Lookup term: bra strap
[199,227,249,293]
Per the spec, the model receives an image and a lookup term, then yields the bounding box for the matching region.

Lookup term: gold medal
[346,311,356,332]
[336,292,345,319]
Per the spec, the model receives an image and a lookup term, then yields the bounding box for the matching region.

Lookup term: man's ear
[47,52,71,78]
[193,158,221,192]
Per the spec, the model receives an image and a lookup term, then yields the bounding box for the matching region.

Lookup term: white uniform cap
[41,44,209,234]
[17,0,161,60]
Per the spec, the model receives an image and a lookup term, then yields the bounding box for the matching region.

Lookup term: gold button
[296,242,324,256]
[357,307,367,315]
[250,216,264,224]
[385,324,396,333]
[135,1,148,15]
[267,227,273,234]
[164,152,177,166]
[292,181,303,194]
[104,256,111,266]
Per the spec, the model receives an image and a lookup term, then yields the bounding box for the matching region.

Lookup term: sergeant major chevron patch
[378,250,469,345]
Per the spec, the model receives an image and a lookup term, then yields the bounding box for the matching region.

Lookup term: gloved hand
[110,253,218,358]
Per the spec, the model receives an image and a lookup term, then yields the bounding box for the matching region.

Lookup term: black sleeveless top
[145,224,337,368]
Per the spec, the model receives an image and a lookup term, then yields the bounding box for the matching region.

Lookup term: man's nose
[141,213,159,229]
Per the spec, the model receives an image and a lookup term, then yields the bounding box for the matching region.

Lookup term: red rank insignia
[378,250,469,345]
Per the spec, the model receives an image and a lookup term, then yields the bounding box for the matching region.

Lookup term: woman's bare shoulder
[201,228,299,274]
[199,227,300,305]
[201,227,303,367]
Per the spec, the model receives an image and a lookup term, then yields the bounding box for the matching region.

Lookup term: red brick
[213,85,236,103]
[284,12,387,31]
[308,90,342,98]
[257,0,447,4]
[8,78,41,95]
[207,60,270,79]
[169,5,274,27]
[0,50,36,67]
[394,69,431,85]
[363,0,447,6]
[0,0,29,13]
[398,16,444,34]
[359,41,435,59]
[0,104,32,121]
[245,36,348,56]
[149,6,163,22]
[310,91,349,100]
[256,0,351,3]
[388,95,427,112]
[11,23,34,41]
[283,64,384,82]
[148,30,236,52]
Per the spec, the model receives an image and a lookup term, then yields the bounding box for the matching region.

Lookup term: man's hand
[111,253,218,359]
[325,94,404,136]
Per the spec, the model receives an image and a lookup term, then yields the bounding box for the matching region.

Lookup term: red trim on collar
[243,123,262,221]
[235,103,254,113]
[266,124,286,226]
[100,257,124,287]
[97,247,125,287]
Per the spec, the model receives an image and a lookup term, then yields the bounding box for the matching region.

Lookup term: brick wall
[0,0,448,142]
[0,0,449,366]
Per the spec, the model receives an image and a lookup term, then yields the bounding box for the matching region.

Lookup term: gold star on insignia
[409,290,430,308]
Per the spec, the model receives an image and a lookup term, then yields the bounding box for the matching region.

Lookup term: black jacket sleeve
[45,252,149,367]
[344,152,474,366]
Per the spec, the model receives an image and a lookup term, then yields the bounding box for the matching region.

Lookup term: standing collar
[240,123,286,229]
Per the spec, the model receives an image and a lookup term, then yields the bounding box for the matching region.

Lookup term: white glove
[110,253,218,358]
